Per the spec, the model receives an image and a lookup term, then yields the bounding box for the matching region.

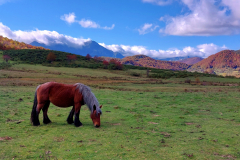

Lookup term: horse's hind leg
[42,101,51,124]
[67,106,74,124]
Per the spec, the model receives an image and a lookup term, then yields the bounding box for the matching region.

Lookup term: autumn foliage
[121,55,189,70]
[86,54,92,60]
[66,54,77,62]
[0,36,47,50]
[3,55,11,62]
[47,52,56,63]
[106,58,123,70]
[191,50,240,70]
[93,56,104,62]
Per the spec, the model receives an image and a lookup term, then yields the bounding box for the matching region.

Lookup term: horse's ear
[100,105,102,108]
[93,105,96,111]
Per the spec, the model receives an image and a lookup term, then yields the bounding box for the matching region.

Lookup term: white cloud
[60,13,115,30]
[142,0,172,6]
[102,24,115,30]
[160,0,240,36]
[60,12,76,24]
[78,19,115,30]
[0,22,90,47]
[79,19,99,28]
[138,23,159,35]
[99,42,227,59]
[222,0,240,19]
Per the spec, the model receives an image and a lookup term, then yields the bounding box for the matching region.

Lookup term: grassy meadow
[0,62,240,159]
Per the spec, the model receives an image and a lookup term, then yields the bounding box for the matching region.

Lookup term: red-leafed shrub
[93,56,104,62]
[86,54,92,60]
[108,59,123,70]
[103,60,109,69]
[3,55,11,62]
[66,54,77,62]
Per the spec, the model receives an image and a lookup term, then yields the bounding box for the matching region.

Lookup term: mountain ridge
[30,40,124,58]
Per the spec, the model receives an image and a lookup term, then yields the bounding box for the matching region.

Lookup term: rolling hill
[121,55,190,70]
[0,36,47,50]
[188,50,240,76]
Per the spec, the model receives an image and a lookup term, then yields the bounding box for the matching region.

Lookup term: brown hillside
[191,50,240,69]
[122,55,190,70]
[0,36,47,50]
[178,57,203,65]
[188,50,240,76]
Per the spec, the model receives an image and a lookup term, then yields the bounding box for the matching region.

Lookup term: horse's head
[90,105,102,128]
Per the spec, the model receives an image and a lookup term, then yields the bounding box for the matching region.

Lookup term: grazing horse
[31,82,102,127]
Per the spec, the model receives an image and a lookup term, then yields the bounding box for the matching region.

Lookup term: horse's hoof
[67,120,74,124]
[33,123,40,126]
[31,120,40,126]
[43,120,52,124]
[74,122,83,127]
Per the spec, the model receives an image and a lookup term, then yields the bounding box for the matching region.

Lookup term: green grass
[1,64,240,159]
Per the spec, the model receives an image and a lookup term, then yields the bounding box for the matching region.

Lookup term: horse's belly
[50,97,74,107]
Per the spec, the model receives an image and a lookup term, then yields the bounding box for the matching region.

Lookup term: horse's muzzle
[95,124,100,128]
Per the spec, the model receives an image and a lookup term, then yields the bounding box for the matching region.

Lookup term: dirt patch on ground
[185,122,194,125]
[0,137,12,141]
[149,122,158,124]
[160,132,171,138]
[111,123,121,126]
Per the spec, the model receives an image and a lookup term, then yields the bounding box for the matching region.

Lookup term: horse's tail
[31,85,40,126]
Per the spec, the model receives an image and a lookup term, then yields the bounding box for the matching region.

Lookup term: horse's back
[37,82,77,107]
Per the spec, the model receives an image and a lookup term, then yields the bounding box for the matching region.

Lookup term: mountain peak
[30,40,124,58]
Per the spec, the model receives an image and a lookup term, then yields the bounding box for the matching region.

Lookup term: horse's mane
[74,83,102,115]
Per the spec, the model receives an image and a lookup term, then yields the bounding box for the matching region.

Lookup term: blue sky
[0,0,240,59]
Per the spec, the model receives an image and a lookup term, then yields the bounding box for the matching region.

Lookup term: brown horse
[31,82,102,127]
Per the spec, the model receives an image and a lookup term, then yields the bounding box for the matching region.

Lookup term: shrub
[0,62,12,69]
[108,59,123,70]
[86,54,92,60]
[195,77,200,83]
[184,78,191,84]
[130,72,141,77]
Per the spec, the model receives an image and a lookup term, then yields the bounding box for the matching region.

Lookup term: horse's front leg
[74,104,82,127]
[67,106,75,124]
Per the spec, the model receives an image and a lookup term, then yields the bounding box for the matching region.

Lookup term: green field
[1,63,240,159]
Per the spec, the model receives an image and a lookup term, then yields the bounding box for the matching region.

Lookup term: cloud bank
[0,22,227,59]
[61,12,115,30]
[0,22,90,47]
[159,0,240,36]
[99,43,227,59]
